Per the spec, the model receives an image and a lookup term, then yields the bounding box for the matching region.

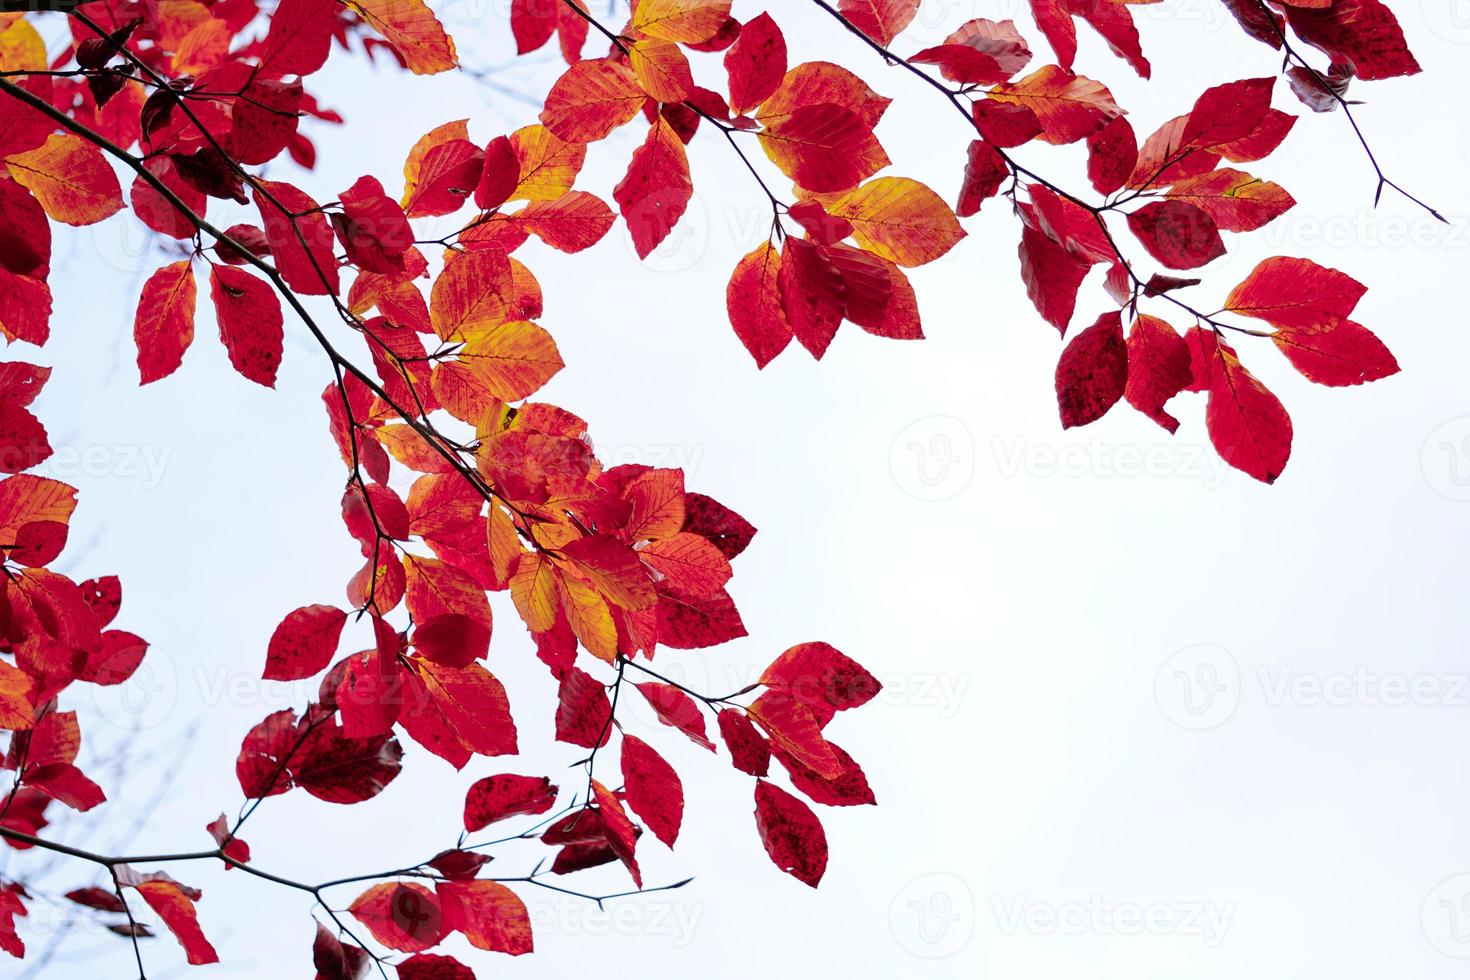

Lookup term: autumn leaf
[631,0,732,43]
[263,604,348,681]
[614,117,691,259]
[210,264,285,387]
[753,780,828,887]
[133,260,197,384]
[724,12,787,115]
[350,882,446,951]
[829,177,966,267]
[620,734,683,847]
[1224,256,1366,329]
[347,0,457,75]
[987,66,1121,145]
[5,134,123,226]
[463,773,557,832]
[1271,318,1399,386]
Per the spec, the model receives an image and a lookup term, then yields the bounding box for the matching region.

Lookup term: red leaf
[654,586,747,649]
[774,739,875,807]
[294,716,405,803]
[839,0,919,45]
[957,139,1008,217]
[1271,318,1399,387]
[264,604,348,681]
[349,882,446,952]
[261,0,339,76]
[117,868,219,965]
[435,880,533,954]
[253,179,338,295]
[335,175,413,274]
[636,681,715,750]
[1124,314,1192,433]
[1018,221,1089,333]
[398,953,475,979]
[1085,116,1137,196]
[681,492,756,560]
[759,641,881,726]
[65,886,127,913]
[591,779,641,887]
[475,135,520,211]
[209,264,284,387]
[463,773,557,832]
[405,139,485,218]
[724,12,786,115]
[613,118,692,259]
[205,813,251,866]
[312,920,372,980]
[778,236,845,359]
[130,157,206,240]
[0,400,50,474]
[1126,200,1225,270]
[753,780,828,887]
[718,708,770,776]
[1181,77,1276,150]
[134,260,197,384]
[236,708,299,798]
[1284,0,1419,81]
[726,242,793,368]
[555,666,612,749]
[1224,256,1366,329]
[1055,310,1129,428]
[620,734,683,847]
[1190,329,1293,483]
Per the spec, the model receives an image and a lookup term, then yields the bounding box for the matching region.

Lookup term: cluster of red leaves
[0,0,890,973]
[0,367,154,953]
[526,0,1410,482]
[0,0,1433,971]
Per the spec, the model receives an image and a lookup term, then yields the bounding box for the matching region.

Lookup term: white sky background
[7,0,1470,976]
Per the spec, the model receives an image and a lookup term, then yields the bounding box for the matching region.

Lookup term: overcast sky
[8,1,1470,977]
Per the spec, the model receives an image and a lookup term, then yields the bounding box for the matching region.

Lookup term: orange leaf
[133,260,197,384]
[347,0,457,74]
[5,134,123,226]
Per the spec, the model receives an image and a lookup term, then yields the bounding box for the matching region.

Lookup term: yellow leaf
[459,320,563,401]
[508,124,586,202]
[5,133,123,227]
[829,176,965,267]
[509,552,558,632]
[556,571,616,662]
[631,0,731,42]
[0,17,46,72]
